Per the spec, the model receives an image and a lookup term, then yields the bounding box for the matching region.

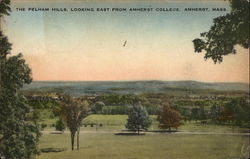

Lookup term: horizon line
[31,79,250,84]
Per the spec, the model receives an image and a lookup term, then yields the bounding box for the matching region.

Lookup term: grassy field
[39,115,249,159]
[42,115,249,133]
[38,133,249,159]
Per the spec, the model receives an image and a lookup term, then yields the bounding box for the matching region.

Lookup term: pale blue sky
[2,1,249,82]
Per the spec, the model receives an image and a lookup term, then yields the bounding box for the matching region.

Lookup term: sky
[2,0,249,83]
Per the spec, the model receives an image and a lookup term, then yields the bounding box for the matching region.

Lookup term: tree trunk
[137,128,140,135]
[70,131,76,151]
[77,127,80,150]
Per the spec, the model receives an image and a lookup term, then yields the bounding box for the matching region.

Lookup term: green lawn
[38,133,249,159]
[82,115,249,133]
[83,114,127,130]
[41,115,249,133]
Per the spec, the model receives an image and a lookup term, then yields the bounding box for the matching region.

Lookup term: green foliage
[210,103,223,122]
[189,106,209,122]
[0,0,10,17]
[125,104,151,134]
[0,30,40,158]
[172,106,192,121]
[91,101,105,113]
[56,95,90,150]
[41,123,47,130]
[91,94,159,115]
[198,106,208,121]
[223,97,249,125]
[193,0,249,63]
[94,94,146,106]
[56,95,90,133]
[102,106,128,115]
[191,108,200,121]
[27,98,59,110]
[55,119,65,132]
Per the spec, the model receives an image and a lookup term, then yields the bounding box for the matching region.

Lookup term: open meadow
[38,133,249,159]
[38,114,250,159]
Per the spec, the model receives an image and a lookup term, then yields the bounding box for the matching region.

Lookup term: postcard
[0,0,249,159]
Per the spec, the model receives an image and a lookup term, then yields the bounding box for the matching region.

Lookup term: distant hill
[22,80,249,96]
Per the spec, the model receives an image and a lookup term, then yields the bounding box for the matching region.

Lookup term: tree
[0,0,10,31]
[198,106,208,121]
[55,118,65,132]
[193,0,249,63]
[191,107,199,122]
[0,0,10,17]
[91,101,105,114]
[223,98,249,125]
[210,102,223,123]
[56,95,90,150]
[157,102,182,131]
[0,1,40,157]
[171,104,191,121]
[125,103,151,134]
[0,31,40,158]
[219,106,233,123]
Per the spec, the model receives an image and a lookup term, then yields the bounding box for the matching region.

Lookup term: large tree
[193,0,249,63]
[157,102,182,131]
[0,32,40,158]
[125,104,151,134]
[55,95,90,150]
[0,1,40,158]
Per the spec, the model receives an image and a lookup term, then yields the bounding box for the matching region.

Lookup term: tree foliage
[125,104,151,134]
[0,0,10,17]
[198,106,208,121]
[55,118,65,132]
[55,95,90,150]
[0,30,40,158]
[91,101,105,113]
[220,98,249,125]
[210,102,223,122]
[157,102,182,131]
[94,94,146,106]
[193,0,249,63]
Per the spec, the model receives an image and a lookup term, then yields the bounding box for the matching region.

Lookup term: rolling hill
[22,80,249,96]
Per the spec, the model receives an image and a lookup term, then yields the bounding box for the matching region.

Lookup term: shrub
[55,119,65,132]
[41,123,47,130]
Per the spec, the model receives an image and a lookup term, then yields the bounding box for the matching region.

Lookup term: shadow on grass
[147,130,177,133]
[114,133,146,136]
[240,129,250,133]
[40,148,67,153]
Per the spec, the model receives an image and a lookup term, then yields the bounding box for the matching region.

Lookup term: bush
[41,123,47,130]
[55,119,65,132]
